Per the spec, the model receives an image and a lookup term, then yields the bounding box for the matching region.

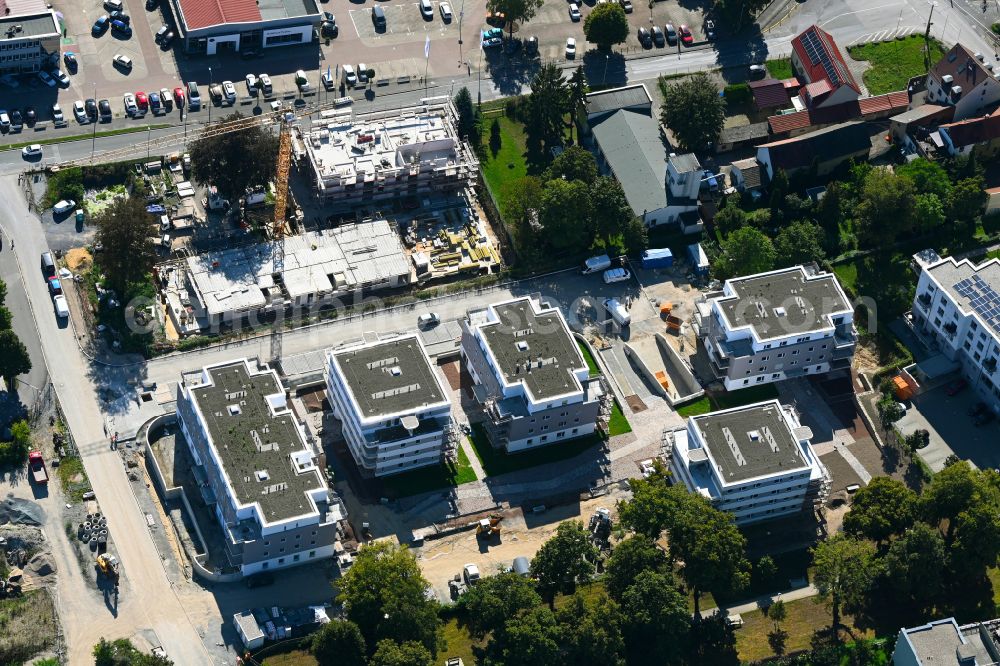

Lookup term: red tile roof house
[789,25,861,110]
[938,110,1000,158]
[167,0,322,55]
[925,44,1000,121]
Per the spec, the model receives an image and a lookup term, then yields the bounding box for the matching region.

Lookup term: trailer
[28,451,48,485]
[641,248,673,269]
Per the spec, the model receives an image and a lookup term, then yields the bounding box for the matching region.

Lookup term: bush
[993,22,1000,35]
[724,83,752,107]
[43,167,84,208]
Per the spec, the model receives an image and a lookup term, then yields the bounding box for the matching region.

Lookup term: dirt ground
[416,489,628,603]
[64,247,93,273]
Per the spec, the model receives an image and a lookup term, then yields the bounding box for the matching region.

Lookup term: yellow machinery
[96,553,120,584]
[476,514,503,538]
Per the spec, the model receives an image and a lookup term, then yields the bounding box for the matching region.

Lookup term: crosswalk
[847,26,921,46]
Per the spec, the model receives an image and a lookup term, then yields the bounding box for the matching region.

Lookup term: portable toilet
[687,243,709,276]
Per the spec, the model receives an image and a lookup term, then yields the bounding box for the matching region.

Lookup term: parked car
[73,100,88,123]
[173,87,186,106]
[568,3,581,20]
[9,109,21,130]
[245,73,258,95]
[92,14,110,34]
[463,564,481,585]
[417,312,440,328]
[149,91,162,113]
[259,73,272,95]
[160,30,175,47]
[64,51,78,70]
[53,199,76,214]
[482,28,503,47]
[111,20,132,37]
[109,10,130,24]
[619,0,633,11]
[22,144,42,159]
[0,109,10,132]
[245,572,274,589]
[155,25,169,42]
[222,80,236,103]
[419,0,433,18]
[749,64,767,79]
[946,378,969,396]
[187,82,200,109]
[637,26,651,48]
[321,70,335,89]
[24,106,36,125]
[53,295,69,319]
[664,23,676,45]
[37,70,55,87]
[342,64,357,86]
[565,37,576,58]
[104,0,123,11]
[99,99,112,121]
[969,401,989,417]
[371,5,386,28]
[321,21,337,38]
[135,91,148,109]
[440,2,453,21]
[679,24,693,45]
[159,88,172,110]
[113,53,133,70]
[294,69,308,90]
[603,267,631,284]
[123,93,138,115]
[357,63,369,84]
[651,25,665,47]
[54,69,70,87]
[51,104,64,123]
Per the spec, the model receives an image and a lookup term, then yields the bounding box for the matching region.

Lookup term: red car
[173,87,185,105]
[945,378,968,396]
[135,91,148,109]
[679,24,693,45]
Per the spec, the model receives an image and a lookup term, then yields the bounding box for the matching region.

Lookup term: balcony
[916,292,932,311]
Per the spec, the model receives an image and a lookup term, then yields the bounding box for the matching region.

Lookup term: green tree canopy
[921,461,980,538]
[556,593,626,666]
[857,168,916,246]
[948,176,987,225]
[0,330,32,389]
[914,193,946,232]
[526,64,568,146]
[453,87,478,141]
[659,72,725,151]
[897,158,953,200]
[589,176,636,246]
[617,474,677,539]
[539,179,593,253]
[715,226,775,280]
[530,520,598,606]
[311,620,366,666]
[94,196,158,296]
[583,2,629,51]
[0,306,12,331]
[337,541,439,656]
[949,491,1000,573]
[93,638,173,666]
[486,0,544,39]
[369,640,433,666]
[619,571,690,666]
[189,111,280,202]
[604,535,670,601]
[881,522,947,614]
[0,278,7,305]
[493,606,562,666]
[456,571,541,639]
[842,476,918,544]
[544,145,598,185]
[812,534,877,633]
[773,220,826,267]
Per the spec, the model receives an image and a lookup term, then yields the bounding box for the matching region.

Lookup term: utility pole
[90,82,98,161]
[208,66,213,124]
[458,0,465,66]
[924,2,936,69]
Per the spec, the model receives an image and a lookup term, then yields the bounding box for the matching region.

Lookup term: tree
[93,638,173,666]
[881,522,947,612]
[948,176,987,225]
[856,168,916,247]
[456,571,541,639]
[774,220,826,267]
[502,176,545,260]
[0,306,12,331]
[530,520,598,607]
[0,278,6,305]
[525,63,568,146]
[767,599,788,656]
[544,145,597,185]
[311,620,366,666]
[715,226,775,280]
[337,541,439,656]
[604,535,669,600]
[486,0,544,40]
[842,477,918,544]
[714,0,768,29]
[622,216,648,254]
[811,534,877,635]
[538,179,593,253]
[567,66,588,142]
[619,571,690,666]
[493,606,562,666]
[453,87,479,142]
[714,204,748,236]
[189,111,280,202]
[876,394,904,430]
[589,176,635,246]
[914,193,946,232]
[921,460,979,539]
[753,555,778,589]
[897,158,952,200]
[369,640,433,666]
[949,494,1000,574]
[556,593,626,666]
[660,73,725,151]
[583,2,629,51]
[617,474,678,539]
[0,330,32,390]
[93,196,158,297]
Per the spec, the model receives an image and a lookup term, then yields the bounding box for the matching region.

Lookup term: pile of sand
[64,247,93,273]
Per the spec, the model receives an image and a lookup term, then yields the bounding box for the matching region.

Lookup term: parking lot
[899,383,1000,472]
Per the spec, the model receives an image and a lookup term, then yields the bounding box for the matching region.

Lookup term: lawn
[0,590,59,666]
[262,650,317,666]
[55,455,92,503]
[765,57,794,80]
[442,617,481,664]
[733,596,873,663]
[848,35,946,95]
[676,383,780,418]
[986,249,1000,261]
[380,445,478,498]
[608,400,632,436]
[577,340,601,377]
[479,114,529,218]
[468,424,603,477]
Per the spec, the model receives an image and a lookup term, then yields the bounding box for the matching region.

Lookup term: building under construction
[301,100,479,210]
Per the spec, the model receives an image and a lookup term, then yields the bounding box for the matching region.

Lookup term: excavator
[476,514,503,539]
[96,553,120,586]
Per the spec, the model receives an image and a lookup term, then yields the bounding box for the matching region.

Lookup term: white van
[603,267,631,284]
[604,298,630,327]
[54,295,69,318]
[582,254,611,274]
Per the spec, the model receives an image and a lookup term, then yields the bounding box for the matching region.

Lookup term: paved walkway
[459,436,486,480]
[700,584,820,618]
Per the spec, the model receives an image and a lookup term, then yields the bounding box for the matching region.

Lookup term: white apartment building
[668,400,830,525]
[696,265,856,390]
[0,0,60,76]
[461,295,606,453]
[912,255,1000,414]
[176,358,347,576]
[325,334,455,477]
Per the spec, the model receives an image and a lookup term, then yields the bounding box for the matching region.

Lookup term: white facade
[325,335,454,477]
[912,256,1000,414]
[668,400,829,525]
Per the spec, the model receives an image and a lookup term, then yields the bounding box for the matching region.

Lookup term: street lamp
[208,66,213,124]
[90,82,98,161]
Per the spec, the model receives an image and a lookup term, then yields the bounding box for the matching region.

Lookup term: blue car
[111,20,131,36]
[146,204,166,214]
[92,15,109,34]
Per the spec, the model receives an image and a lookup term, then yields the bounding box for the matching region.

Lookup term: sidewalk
[700,583,819,618]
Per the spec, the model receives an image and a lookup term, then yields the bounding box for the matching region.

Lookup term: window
[792,350,799,355]
[771,373,780,379]
[309,550,316,558]
[777,352,784,358]
[761,356,769,361]
[278,557,285,564]
[572,428,578,434]
[756,376,765,383]
[293,554,300,562]
[743,379,750,385]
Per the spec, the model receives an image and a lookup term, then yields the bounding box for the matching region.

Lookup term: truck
[28,451,48,484]
[641,248,673,269]
[581,254,612,274]
[604,298,631,327]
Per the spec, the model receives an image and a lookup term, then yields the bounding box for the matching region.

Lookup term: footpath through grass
[848,35,946,95]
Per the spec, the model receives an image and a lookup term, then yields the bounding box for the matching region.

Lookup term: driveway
[903,383,1000,472]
